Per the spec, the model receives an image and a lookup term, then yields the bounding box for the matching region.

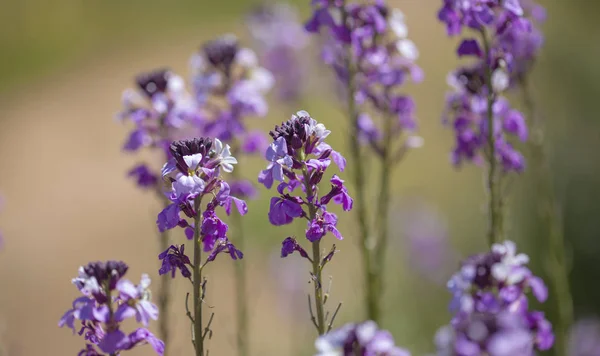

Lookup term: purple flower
[435,241,553,355]
[306,211,343,242]
[201,206,228,251]
[206,239,243,262]
[268,196,303,226]
[259,137,293,189]
[246,3,309,101]
[128,163,159,189]
[158,244,192,278]
[114,274,159,326]
[60,262,164,355]
[281,237,309,259]
[320,175,353,211]
[315,320,410,356]
[306,2,423,157]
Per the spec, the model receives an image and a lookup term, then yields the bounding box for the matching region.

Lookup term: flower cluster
[118,68,197,190]
[434,241,553,355]
[439,0,544,172]
[306,0,423,154]
[315,321,410,356]
[259,111,352,254]
[246,3,309,102]
[58,261,164,355]
[157,137,245,276]
[190,34,273,199]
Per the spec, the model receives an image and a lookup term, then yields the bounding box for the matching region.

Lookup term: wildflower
[59,261,164,355]
[434,241,553,355]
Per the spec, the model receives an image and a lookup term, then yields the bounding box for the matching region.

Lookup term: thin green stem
[302,166,325,335]
[341,3,377,323]
[193,197,204,356]
[230,158,249,356]
[521,80,573,356]
[371,109,394,320]
[481,29,502,246]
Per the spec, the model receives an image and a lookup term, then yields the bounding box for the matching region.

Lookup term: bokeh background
[1,0,599,355]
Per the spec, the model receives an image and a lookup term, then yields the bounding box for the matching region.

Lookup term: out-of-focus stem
[156,194,172,356]
[302,166,325,335]
[372,109,394,320]
[481,30,502,246]
[521,80,573,356]
[193,197,204,356]
[230,157,249,356]
[341,3,378,324]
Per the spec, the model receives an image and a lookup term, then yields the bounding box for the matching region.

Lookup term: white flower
[235,48,258,68]
[396,39,419,61]
[491,240,530,283]
[389,9,408,38]
[300,112,331,141]
[406,135,424,148]
[249,67,274,93]
[491,68,510,93]
[212,138,238,173]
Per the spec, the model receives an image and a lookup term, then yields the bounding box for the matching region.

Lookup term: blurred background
[0,0,599,355]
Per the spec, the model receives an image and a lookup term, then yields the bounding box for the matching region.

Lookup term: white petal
[406,135,424,148]
[183,154,203,170]
[251,67,274,93]
[236,48,258,68]
[492,263,509,281]
[389,9,408,38]
[396,39,419,61]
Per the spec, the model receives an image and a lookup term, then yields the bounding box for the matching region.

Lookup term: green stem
[371,109,394,320]
[481,30,502,246]
[521,80,573,356]
[342,3,377,323]
[230,162,249,356]
[302,166,325,335]
[192,197,204,356]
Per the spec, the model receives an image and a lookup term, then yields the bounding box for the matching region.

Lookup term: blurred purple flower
[568,318,600,356]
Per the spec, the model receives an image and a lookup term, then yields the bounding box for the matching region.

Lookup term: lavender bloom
[434,241,553,355]
[315,320,410,356]
[568,318,600,356]
[118,68,196,191]
[438,1,544,172]
[306,1,423,156]
[59,261,164,355]
[157,137,246,270]
[260,111,352,253]
[246,3,309,101]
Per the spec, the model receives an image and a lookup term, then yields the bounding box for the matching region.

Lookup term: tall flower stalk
[157,137,247,355]
[438,0,534,245]
[305,0,423,323]
[118,68,197,354]
[189,34,273,356]
[259,111,352,334]
[509,2,573,352]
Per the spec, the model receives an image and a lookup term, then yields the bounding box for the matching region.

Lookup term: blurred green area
[1,1,599,355]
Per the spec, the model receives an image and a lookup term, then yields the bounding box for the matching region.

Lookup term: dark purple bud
[169,137,213,173]
[203,35,239,72]
[135,68,170,98]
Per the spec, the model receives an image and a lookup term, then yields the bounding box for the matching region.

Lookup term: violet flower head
[59,261,164,355]
[246,2,309,101]
[157,137,246,271]
[434,241,553,355]
[438,0,545,172]
[190,34,274,204]
[259,111,352,261]
[305,1,423,157]
[315,320,411,356]
[118,68,196,190]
